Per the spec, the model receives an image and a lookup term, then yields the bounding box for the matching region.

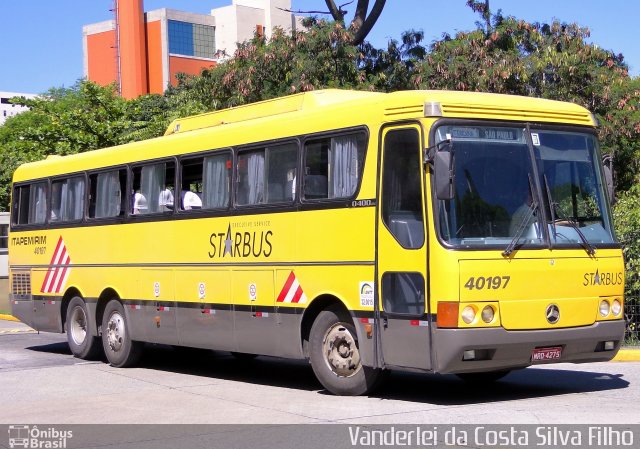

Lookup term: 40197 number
[464,276,510,290]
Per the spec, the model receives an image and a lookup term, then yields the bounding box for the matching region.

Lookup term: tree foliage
[1,1,639,216]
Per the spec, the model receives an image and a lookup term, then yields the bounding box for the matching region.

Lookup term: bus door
[376,125,431,370]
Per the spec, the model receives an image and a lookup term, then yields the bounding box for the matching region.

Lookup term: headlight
[461,306,476,324]
[599,300,610,317]
[611,299,622,316]
[481,305,495,323]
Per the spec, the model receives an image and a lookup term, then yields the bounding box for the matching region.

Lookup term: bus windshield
[435,125,615,248]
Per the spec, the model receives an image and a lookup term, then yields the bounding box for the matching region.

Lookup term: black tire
[66,296,102,360]
[309,306,384,396]
[101,299,143,368]
[456,370,511,383]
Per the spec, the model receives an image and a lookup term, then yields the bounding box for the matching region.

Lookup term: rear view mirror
[434,150,455,200]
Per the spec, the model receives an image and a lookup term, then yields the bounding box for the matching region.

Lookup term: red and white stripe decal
[158,306,171,312]
[254,311,269,318]
[410,320,429,327]
[130,305,142,310]
[40,237,72,294]
[201,309,216,315]
[360,318,374,324]
[276,271,307,304]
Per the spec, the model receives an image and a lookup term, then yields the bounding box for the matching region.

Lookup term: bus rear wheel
[309,306,384,396]
[66,296,101,360]
[101,300,142,368]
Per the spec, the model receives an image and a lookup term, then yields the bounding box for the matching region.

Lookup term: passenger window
[237,143,297,206]
[267,143,297,203]
[131,161,175,215]
[303,133,366,200]
[180,153,231,211]
[51,176,85,222]
[89,169,127,218]
[382,129,424,249]
[13,182,47,225]
[382,272,425,316]
[203,154,231,209]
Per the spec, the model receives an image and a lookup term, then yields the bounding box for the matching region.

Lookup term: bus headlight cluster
[599,298,623,318]
[599,300,610,317]
[461,306,476,324]
[460,305,496,325]
[481,305,495,323]
[612,299,622,316]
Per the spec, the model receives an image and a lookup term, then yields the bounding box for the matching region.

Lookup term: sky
[1,0,638,94]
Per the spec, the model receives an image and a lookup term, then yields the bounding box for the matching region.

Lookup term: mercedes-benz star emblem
[546,304,560,324]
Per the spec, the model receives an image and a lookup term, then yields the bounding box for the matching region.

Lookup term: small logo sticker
[153,282,161,298]
[198,282,206,300]
[359,282,374,307]
[531,133,541,146]
[249,283,257,301]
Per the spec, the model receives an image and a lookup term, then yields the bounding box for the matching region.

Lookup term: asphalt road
[1,320,639,425]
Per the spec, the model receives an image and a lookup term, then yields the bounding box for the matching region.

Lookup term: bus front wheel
[309,306,384,396]
[101,300,142,368]
[66,296,101,360]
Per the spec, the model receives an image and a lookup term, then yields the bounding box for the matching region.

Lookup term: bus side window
[89,169,126,219]
[131,161,175,214]
[266,143,297,204]
[12,182,48,226]
[50,176,85,222]
[303,133,365,200]
[237,150,265,206]
[202,153,230,209]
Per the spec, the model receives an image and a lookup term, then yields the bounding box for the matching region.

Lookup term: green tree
[0,81,133,210]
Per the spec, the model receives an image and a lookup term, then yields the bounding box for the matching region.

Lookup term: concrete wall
[0,279,8,314]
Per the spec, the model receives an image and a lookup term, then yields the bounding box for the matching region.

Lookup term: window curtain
[330,135,359,198]
[28,183,47,224]
[246,152,264,204]
[203,155,229,209]
[60,177,85,221]
[141,164,165,213]
[96,171,121,218]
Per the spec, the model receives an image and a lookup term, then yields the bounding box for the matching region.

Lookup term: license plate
[531,346,563,362]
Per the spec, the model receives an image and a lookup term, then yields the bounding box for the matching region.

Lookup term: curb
[0,314,19,322]
[613,349,640,362]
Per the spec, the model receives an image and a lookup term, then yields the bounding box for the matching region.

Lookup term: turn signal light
[437,302,459,328]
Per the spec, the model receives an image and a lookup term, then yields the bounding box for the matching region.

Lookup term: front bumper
[433,320,625,374]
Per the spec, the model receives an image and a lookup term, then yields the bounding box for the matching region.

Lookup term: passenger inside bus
[181,181,202,210]
[132,191,147,214]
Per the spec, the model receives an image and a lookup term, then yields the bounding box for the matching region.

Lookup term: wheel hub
[70,306,87,346]
[322,323,361,377]
[106,312,125,352]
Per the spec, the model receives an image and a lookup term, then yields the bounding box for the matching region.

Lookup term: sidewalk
[0,314,638,360]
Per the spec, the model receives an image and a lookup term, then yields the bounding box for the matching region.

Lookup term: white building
[212,0,305,58]
[0,92,37,126]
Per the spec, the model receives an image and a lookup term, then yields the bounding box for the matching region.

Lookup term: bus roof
[12,89,596,183]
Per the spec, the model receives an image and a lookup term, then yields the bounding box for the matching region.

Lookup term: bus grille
[11,271,32,297]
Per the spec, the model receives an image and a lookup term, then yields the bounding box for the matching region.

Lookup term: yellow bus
[9,89,625,395]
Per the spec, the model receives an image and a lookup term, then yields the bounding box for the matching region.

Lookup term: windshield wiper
[502,180,538,257]
[543,175,596,256]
